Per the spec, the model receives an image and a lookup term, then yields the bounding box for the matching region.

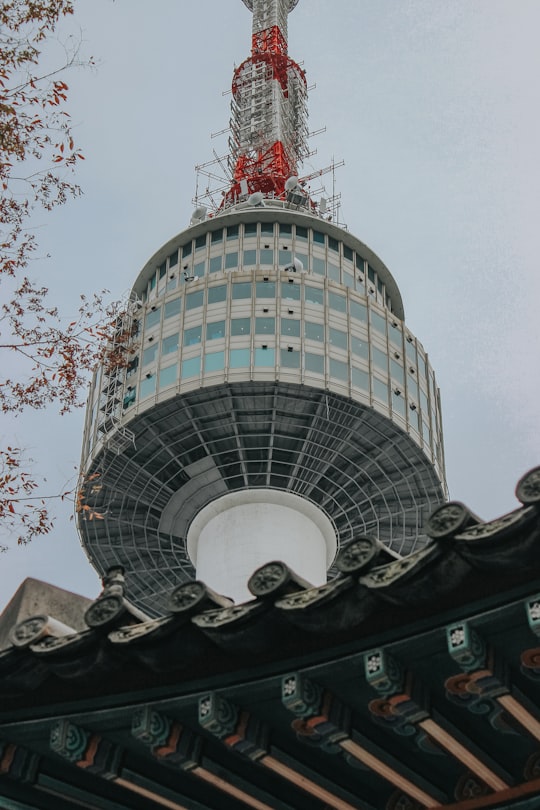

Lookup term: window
[232,281,251,300]
[392,391,406,417]
[280,223,292,236]
[282,282,300,301]
[206,320,225,341]
[244,223,257,236]
[169,249,179,267]
[312,257,325,275]
[368,265,376,283]
[261,222,274,235]
[164,298,181,319]
[344,245,353,261]
[166,276,177,292]
[231,317,250,336]
[371,311,386,335]
[225,251,239,270]
[329,327,347,351]
[159,262,166,280]
[281,318,300,337]
[313,230,325,244]
[330,358,348,381]
[305,353,324,374]
[186,291,203,310]
[373,377,388,403]
[142,344,158,366]
[281,348,299,368]
[227,225,239,240]
[278,249,290,265]
[350,301,367,322]
[296,225,308,240]
[182,243,192,259]
[140,375,156,398]
[181,355,200,379]
[230,348,250,368]
[352,366,369,389]
[205,351,225,373]
[160,364,177,389]
[162,333,179,355]
[260,249,273,265]
[305,286,323,306]
[256,280,275,298]
[184,325,202,346]
[305,321,324,342]
[123,388,136,408]
[195,235,206,249]
[209,256,222,274]
[255,317,274,334]
[328,292,346,313]
[211,229,223,244]
[208,284,226,304]
[194,261,205,277]
[391,359,404,384]
[255,347,274,366]
[351,335,368,360]
[372,346,387,372]
[149,274,156,291]
[145,307,161,329]
[328,263,340,282]
[243,249,257,266]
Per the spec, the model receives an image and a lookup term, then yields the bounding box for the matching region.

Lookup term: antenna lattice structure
[226,0,308,204]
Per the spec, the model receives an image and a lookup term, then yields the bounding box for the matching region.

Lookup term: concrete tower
[78,0,447,611]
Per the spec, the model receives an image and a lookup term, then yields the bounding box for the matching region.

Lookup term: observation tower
[78,0,447,612]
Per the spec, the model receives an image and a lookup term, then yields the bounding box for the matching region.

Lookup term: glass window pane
[371,311,387,334]
[182,243,192,259]
[181,355,200,379]
[313,230,325,244]
[205,351,225,373]
[296,225,308,240]
[208,284,226,304]
[281,348,299,368]
[211,229,223,243]
[209,256,222,274]
[256,280,275,298]
[186,290,204,310]
[304,321,323,342]
[343,273,354,288]
[169,249,179,267]
[160,363,178,388]
[282,282,300,300]
[330,358,348,381]
[140,375,156,398]
[328,292,346,313]
[232,281,251,300]
[123,387,136,409]
[194,261,205,277]
[281,318,300,337]
[260,248,273,265]
[230,348,250,368]
[231,317,250,336]
[305,286,323,306]
[329,327,347,350]
[373,377,388,403]
[227,225,239,240]
[162,333,179,355]
[305,353,324,374]
[142,343,158,366]
[166,276,177,292]
[206,320,225,341]
[184,325,202,346]
[352,366,369,389]
[351,335,368,359]
[312,257,325,275]
[372,346,387,372]
[255,317,275,334]
[328,263,340,282]
[159,262,167,280]
[255,347,275,366]
[261,222,274,235]
[280,223,292,236]
[244,223,257,236]
[243,249,257,265]
[391,359,404,384]
[145,307,161,329]
[225,251,239,270]
[350,300,367,322]
[279,249,291,265]
[195,235,206,250]
[393,391,406,417]
[164,297,181,319]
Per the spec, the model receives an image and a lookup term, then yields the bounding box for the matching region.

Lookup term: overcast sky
[1,0,539,612]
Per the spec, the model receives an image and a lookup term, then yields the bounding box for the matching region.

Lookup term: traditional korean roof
[1,467,540,810]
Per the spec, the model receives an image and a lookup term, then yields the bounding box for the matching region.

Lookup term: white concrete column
[186,490,337,603]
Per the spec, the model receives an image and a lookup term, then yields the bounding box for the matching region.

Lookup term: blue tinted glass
[140,375,156,398]
[160,364,178,388]
[281,348,299,368]
[305,353,324,373]
[162,333,179,355]
[184,325,202,346]
[230,348,250,368]
[328,263,340,282]
[205,351,225,372]
[256,281,275,298]
[260,249,273,265]
[225,251,239,269]
[312,257,325,275]
[145,307,161,329]
[305,321,324,341]
[351,335,368,359]
[371,311,387,334]
[243,249,257,265]
[330,358,348,381]
[372,346,387,371]
[208,284,226,303]
[350,301,367,322]
[231,318,250,336]
[186,291,203,310]
[232,282,251,299]
[255,347,275,366]
[206,320,225,341]
[281,318,300,337]
[255,317,274,334]
[282,282,300,300]
[329,327,347,350]
[181,356,200,379]
[164,298,181,319]
[305,286,323,305]
[328,292,346,313]
[142,344,158,366]
[391,359,404,384]
[373,377,388,403]
[209,256,222,274]
[393,392,406,417]
[352,366,369,389]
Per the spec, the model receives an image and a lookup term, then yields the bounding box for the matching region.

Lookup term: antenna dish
[247,191,265,207]
[190,206,207,225]
[285,176,299,191]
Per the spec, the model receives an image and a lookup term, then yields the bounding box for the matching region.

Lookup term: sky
[1,0,539,612]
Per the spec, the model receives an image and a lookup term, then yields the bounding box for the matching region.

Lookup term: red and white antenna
[225,0,309,204]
